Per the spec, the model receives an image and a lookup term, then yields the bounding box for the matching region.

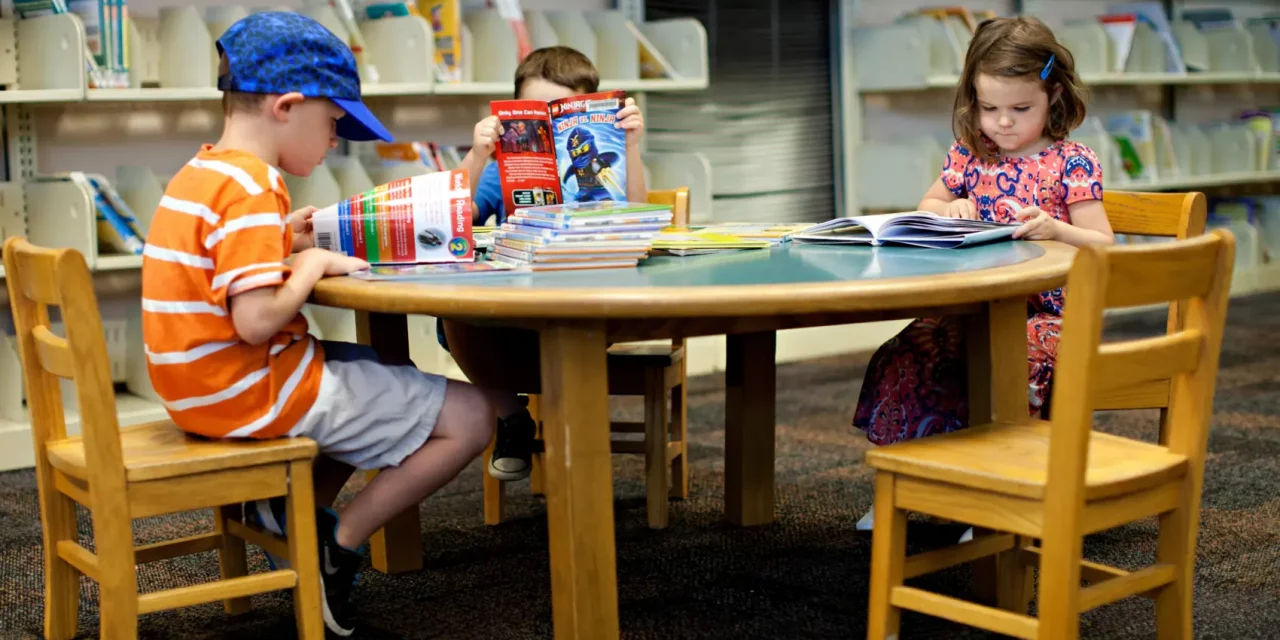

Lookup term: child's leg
[336,380,492,547]
[441,319,541,480]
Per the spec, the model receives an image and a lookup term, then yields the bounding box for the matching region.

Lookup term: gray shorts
[287,341,447,470]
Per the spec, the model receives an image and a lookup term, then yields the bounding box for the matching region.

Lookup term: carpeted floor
[1,294,1278,639]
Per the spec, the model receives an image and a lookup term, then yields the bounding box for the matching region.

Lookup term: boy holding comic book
[445,46,649,481]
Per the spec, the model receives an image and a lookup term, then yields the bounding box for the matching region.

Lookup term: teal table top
[312,241,1073,319]
[463,242,1046,288]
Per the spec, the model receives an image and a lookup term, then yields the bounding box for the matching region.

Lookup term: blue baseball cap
[216,12,393,142]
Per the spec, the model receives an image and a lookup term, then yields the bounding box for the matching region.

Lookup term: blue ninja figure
[562,125,620,201]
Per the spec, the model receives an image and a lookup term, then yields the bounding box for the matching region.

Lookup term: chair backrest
[1043,228,1234,523]
[1094,190,1208,411]
[1102,190,1207,239]
[648,187,691,227]
[3,237,126,495]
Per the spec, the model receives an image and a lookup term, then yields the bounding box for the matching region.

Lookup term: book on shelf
[787,211,1018,249]
[491,200,671,270]
[40,171,146,256]
[312,169,476,264]
[490,90,629,215]
[349,260,514,280]
[419,0,463,82]
[375,141,467,172]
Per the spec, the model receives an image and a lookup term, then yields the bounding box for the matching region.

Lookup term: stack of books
[489,201,673,271]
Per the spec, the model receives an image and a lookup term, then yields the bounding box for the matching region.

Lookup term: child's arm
[462,116,503,221]
[919,177,978,219]
[616,97,648,203]
[1012,201,1115,247]
[229,248,368,346]
[288,206,318,252]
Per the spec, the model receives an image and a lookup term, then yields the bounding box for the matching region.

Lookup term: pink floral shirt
[941,138,1104,316]
[941,138,1104,225]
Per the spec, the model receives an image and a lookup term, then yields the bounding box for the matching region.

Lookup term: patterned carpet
[1,294,1278,639]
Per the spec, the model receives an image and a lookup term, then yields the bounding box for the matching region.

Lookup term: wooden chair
[864,228,1235,639]
[483,187,692,529]
[1096,191,1207,437]
[3,237,324,640]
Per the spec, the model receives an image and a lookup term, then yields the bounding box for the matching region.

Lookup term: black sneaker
[243,497,290,570]
[316,508,362,637]
[488,397,536,481]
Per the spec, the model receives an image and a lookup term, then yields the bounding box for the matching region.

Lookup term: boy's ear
[270,92,307,119]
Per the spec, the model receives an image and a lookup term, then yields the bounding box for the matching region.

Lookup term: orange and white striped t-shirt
[141,145,323,440]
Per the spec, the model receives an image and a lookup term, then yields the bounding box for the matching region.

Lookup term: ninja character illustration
[561,125,621,202]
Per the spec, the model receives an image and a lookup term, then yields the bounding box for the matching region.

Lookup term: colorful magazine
[312,169,475,264]
[490,90,628,215]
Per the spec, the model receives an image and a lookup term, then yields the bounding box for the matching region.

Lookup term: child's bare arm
[229,249,367,346]
[462,116,503,220]
[617,98,648,203]
[918,177,977,219]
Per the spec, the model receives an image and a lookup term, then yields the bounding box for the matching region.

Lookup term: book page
[549,90,628,203]
[492,99,563,215]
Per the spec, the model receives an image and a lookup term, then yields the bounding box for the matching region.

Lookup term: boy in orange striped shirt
[140,13,494,636]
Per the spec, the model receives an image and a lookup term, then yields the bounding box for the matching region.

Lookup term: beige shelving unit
[0,5,712,472]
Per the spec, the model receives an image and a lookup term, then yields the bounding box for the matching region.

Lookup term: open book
[490,90,628,215]
[788,211,1019,249]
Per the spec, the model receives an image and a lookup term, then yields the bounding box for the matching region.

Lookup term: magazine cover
[490,90,627,215]
[312,169,475,264]
[550,90,627,203]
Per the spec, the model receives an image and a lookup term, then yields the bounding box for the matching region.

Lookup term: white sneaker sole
[319,573,355,637]
[488,459,531,482]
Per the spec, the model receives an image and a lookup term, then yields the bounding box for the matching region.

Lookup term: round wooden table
[311,240,1076,640]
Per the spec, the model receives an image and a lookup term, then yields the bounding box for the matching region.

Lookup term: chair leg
[643,367,669,529]
[285,460,325,640]
[1154,479,1196,640]
[528,394,545,497]
[669,371,689,500]
[1036,527,1084,640]
[482,436,505,526]
[995,535,1033,614]
[215,504,252,614]
[866,473,907,639]
[39,482,81,640]
[94,509,139,640]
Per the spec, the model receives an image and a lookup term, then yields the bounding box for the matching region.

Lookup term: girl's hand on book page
[1012,206,1060,241]
[472,115,504,158]
[942,198,979,220]
[616,97,644,144]
[288,206,317,252]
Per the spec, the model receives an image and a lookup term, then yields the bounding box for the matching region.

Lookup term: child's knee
[440,380,496,454]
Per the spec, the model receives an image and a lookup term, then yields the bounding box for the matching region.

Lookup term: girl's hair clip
[1041,54,1056,80]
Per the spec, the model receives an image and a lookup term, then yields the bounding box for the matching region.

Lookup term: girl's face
[974,73,1053,156]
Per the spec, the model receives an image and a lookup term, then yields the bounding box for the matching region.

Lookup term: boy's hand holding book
[470,115,504,161]
[289,206,318,252]
[615,97,644,145]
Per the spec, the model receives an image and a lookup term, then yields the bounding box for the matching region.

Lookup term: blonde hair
[953,17,1090,160]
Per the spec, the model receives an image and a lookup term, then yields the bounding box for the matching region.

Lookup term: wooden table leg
[966,297,1030,606]
[540,321,619,640]
[724,331,777,527]
[355,310,424,574]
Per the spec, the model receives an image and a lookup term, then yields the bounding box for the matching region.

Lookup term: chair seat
[865,420,1187,501]
[606,342,684,367]
[46,420,318,483]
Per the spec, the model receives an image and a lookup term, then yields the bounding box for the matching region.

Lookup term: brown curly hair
[953,16,1090,160]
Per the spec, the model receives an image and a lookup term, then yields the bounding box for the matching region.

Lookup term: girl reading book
[852,17,1116,532]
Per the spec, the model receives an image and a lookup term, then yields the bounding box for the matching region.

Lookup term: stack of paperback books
[489,201,673,271]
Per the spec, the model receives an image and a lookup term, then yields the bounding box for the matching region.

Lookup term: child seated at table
[443,46,649,481]
[850,17,1116,533]
[140,13,496,635]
